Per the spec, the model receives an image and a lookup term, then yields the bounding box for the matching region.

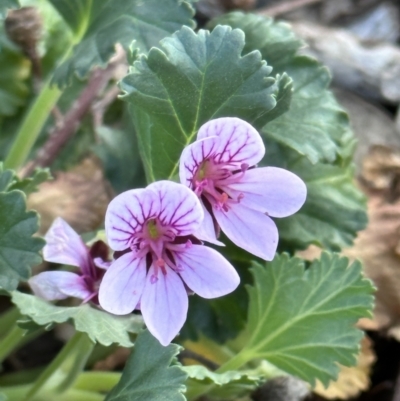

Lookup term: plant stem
[0,325,26,364]
[74,371,121,392]
[23,331,94,401]
[4,78,61,170]
[215,351,250,374]
[2,384,104,401]
[0,307,20,337]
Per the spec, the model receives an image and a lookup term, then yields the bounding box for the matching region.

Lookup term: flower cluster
[30,117,307,345]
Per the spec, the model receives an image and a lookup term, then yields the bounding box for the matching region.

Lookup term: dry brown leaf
[314,336,375,400]
[27,157,113,235]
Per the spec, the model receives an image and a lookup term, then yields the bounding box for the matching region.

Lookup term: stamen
[150,274,158,284]
[156,258,165,268]
[185,239,192,248]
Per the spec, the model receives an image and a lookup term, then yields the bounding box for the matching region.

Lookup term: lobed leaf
[238,253,374,386]
[209,11,302,75]
[0,191,44,291]
[0,164,51,195]
[184,365,260,400]
[121,25,279,181]
[105,330,187,401]
[211,12,354,164]
[11,291,143,347]
[51,0,195,86]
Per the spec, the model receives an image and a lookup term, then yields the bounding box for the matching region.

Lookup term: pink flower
[29,218,110,304]
[179,117,307,261]
[99,181,240,346]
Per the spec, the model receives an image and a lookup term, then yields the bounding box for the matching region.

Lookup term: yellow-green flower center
[147,219,160,239]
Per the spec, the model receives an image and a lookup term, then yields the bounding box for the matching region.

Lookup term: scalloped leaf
[121,25,280,181]
[0,164,51,195]
[184,365,260,400]
[0,191,44,290]
[208,11,302,75]
[11,291,143,347]
[105,330,187,401]
[233,253,374,386]
[51,0,195,86]
[211,12,353,164]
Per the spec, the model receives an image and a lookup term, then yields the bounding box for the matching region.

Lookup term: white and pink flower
[29,218,109,304]
[179,117,307,261]
[99,181,239,346]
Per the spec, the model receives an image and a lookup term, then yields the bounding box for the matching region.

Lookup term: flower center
[147,219,160,239]
[193,159,247,211]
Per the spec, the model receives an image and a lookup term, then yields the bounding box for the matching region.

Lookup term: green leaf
[121,25,278,181]
[184,365,260,400]
[0,164,15,192]
[229,253,374,386]
[263,143,367,251]
[263,57,353,164]
[8,169,51,195]
[11,291,143,347]
[0,191,44,290]
[105,330,187,401]
[0,164,51,195]
[211,12,353,164]
[0,0,19,18]
[209,12,302,74]
[51,0,195,86]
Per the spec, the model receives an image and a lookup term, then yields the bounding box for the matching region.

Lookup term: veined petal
[222,167,307,217]
[214,203,278,261]
[98,252,146,315]
[29,271,91,301]
[141,264,188,346]
[175,244,239,298]
[194,202,224,246]
[147,181,203,236]
[43,218,90,271]
[105,188,160,251]
[197,117,265,167]
[180,136,219,188]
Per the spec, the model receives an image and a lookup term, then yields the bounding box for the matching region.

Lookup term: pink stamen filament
[193,159,249,210]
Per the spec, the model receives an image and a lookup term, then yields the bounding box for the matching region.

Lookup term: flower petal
[98,252,146,315]
[179,136,219,188]
[147,181,203,236]
[141,264,188,346]
[222,167,307,217]
[214,203,278,261]
[29,271,91,301]
[175,244,239,298]
[197,117,265,167]
[194,202,224,246]
[43,218,90,270]
[105,188,159,251]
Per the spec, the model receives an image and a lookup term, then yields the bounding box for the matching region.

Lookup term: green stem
[0,307,20,337]
[74,371,121,393]
[4,78,61,170]
[23,331,94,401]
[215,351,250,374]
[0,325,26,363]
[1,384,104,401]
